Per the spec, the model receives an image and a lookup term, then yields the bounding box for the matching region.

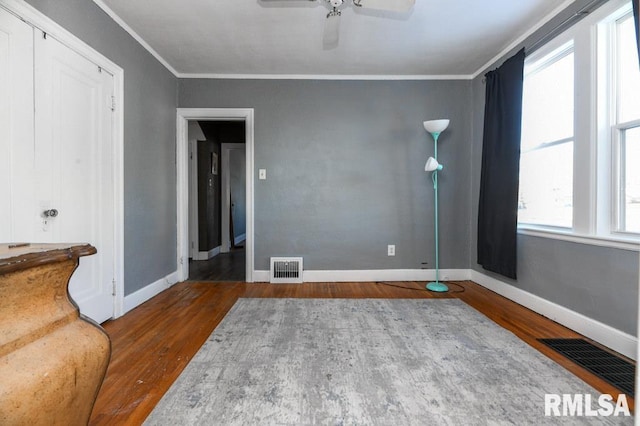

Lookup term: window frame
[517,0,640,252]
[610,11,640,236]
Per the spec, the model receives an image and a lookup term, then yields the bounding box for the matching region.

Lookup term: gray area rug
[145,299,632,425]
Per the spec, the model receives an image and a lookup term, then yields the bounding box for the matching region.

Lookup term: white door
[0,8,35,241]
[1,9,116,324]
[33,32,115,323]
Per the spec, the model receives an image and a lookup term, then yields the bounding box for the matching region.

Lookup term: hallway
[188,247,245,281]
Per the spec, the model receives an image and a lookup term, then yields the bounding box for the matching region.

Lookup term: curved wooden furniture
[0,244,111,426]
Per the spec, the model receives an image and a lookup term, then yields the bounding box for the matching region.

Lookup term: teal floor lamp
[423,119,449,292]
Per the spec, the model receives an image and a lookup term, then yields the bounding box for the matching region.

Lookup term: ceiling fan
[261,0,416,48]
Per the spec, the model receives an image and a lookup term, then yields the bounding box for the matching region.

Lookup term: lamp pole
[432,132,441,288]
[423,119,449,293]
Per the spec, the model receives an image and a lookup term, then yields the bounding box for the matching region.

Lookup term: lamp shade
[425,157,443,172]
[423,119,450,134]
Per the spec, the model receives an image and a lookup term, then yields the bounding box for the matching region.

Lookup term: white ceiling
[95,0,572,78]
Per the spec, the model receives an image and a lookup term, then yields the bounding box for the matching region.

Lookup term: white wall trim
[123,270,179,314]
[176,109,255,283]
[235,233,246,246]
[90,0,179,77]
[518,227,640,252]
[194,246,220,261]
[177,73,474,81]
[85,0,574,82]
[0,0,126,320]
[470,269,637,360]
[252,268,471,283]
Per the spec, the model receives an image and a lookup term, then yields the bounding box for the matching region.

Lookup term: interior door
[34,31,115,323]
[0,8,35,241]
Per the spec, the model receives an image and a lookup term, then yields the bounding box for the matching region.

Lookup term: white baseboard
[470,269,637,360]
[303,269,471,283]
[253,270,269,282]
[252,268,470,283]
[123,270,179,314]
[194,246,220,261]
[234,233,246,246]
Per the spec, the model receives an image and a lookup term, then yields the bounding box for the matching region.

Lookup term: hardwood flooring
[89,281,634,425]
[188,247,245,281]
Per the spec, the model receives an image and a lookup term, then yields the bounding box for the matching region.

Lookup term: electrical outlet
[259,169,267,180]
[387,245,395,256]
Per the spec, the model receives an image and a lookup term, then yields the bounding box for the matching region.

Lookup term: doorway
[186,121,246,281]
[176,108,255,283]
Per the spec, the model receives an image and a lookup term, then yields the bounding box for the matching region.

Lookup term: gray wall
[25,0,178,295]
[469,0,639,335]
[179,79,472,270]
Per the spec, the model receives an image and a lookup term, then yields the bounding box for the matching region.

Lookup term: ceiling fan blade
[322,12,341,49]
[354,0,415,12]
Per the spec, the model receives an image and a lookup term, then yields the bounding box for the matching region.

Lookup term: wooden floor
[88,281,634,425]
[188,247,245,281]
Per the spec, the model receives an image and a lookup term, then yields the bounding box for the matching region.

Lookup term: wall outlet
[259,169,267,180]
[387,245,395,256]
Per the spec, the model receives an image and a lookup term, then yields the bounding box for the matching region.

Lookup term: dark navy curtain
[634,0,640,66]
[477,48,525,280]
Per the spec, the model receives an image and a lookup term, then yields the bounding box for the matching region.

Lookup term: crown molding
[91,0,575,82]
[176,73,474,80]
[91,0,179,77]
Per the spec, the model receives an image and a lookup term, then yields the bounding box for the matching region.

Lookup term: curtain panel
[477,49,525,280]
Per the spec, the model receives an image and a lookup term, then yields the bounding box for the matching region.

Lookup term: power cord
[375,281,466,294]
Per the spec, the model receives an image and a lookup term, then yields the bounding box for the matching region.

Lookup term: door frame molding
[176,109,255,282]
[1,0,125,318]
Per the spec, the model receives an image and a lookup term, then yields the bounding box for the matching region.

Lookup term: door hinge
[110,95,116,112]
[111,279,116,296]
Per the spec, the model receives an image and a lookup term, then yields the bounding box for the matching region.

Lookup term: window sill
[517,226,640,252]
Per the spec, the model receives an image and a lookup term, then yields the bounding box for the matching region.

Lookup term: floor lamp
[424,119,450,292]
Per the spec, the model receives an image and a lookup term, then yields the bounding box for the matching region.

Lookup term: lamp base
[426,281,449,292]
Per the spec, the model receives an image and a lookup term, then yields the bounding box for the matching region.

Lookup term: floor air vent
[270,257,303,283]
[539,338,635,397]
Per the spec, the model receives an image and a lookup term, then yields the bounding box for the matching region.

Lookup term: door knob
[43,209,58,218]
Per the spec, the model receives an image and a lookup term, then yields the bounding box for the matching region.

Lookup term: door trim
[176,109,255,282]
[1,0,125,318]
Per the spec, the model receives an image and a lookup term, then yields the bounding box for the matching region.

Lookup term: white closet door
[34,32,115,323]
[0,8,35,242]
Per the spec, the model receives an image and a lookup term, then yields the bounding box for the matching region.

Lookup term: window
[519,44,574,228]
[518,0,640,247]
[613,12,640,234]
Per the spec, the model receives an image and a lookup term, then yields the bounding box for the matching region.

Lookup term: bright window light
[613,13,640,235]
[616,14,640,124]
[620,126,640,233]
[519,46,574,228]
